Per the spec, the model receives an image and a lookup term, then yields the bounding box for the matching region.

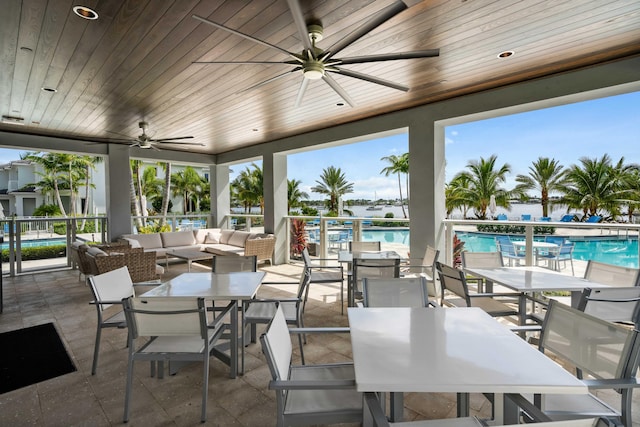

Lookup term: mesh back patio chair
[461,251,503,293]
[351,257,401,307]
[244,269,311,363]
[362,277,430,308]
[301,247,345,313]
[401,245,440,298]
[507,300,640,427]
[436,262,520,321]
[577,287,640,327]
[583,260,640,287]
[349,241,381,252]
[87,266,136,375]
[211,255,257,273]
[260,305,361,427]
[122,296,231,423]
[495,236,525,266]
[537,241,575,275]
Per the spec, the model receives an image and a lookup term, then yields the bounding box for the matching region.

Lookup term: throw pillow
[124,238,141,248]
[205,232,220,244]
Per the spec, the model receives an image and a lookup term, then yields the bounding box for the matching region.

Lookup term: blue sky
[0,90,637,201]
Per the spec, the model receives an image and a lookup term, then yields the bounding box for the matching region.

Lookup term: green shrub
[33,204,61,216]
[476,224,555,235]
[1,244,67,262]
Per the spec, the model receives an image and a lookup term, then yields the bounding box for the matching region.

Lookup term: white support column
[408,117,445,262]
[211,164,230,229]
[263,153,287,265]
[105,144,132,241]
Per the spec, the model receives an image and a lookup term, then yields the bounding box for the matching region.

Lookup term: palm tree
[129,160,143,229]
[171,166,204,214]
[26,152,74,217]
[451,155,512,219]
[140,166,163,213]
[380,153,409,218]
[231,164,263,214]
[287,179,309,213]
[310,166,354,215]
[558,155,636,220]
[158,162,171,227]
[514,157,567,217]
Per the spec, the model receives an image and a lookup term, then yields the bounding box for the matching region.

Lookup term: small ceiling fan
[108,121,203,150]
[192,0,439,107]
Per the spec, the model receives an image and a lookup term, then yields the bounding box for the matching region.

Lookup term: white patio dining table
[348,306,587,425]
[462,266,609,325]
[140,271,265,378]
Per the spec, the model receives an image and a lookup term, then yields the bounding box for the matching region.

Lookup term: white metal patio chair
[260,305,361,427]
[87,266,135,375]
[577,286,640,327]
[436,262,520,321]
[301,247,345,313]
[349,240,381,252]
[211,254,257,272]
[122,296,231,423]
[583,260,640,287]
[351,257,401,307]
[460,251,503,292]
[362,277,430,308]
[506,299,640,427]
[401,245,440,298]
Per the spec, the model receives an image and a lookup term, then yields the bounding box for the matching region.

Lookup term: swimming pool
[361,229,410,245]
[0,238,68,250]
[457,232,639,268]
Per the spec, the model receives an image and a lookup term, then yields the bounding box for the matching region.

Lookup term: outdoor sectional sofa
[120,228,275,265]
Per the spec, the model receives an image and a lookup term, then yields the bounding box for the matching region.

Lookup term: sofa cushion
[219,229,235,244]
[160,231,196,248]
[204,245,245,256]
[123,233,163,249]
[228,231,251,247]
[193,228,222,244]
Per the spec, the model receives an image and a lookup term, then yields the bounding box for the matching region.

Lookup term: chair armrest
[582,378,640,389]
[209,301,234,329]
[248,298,300,304]
[90,299,125,306]
[289,327,350,334]
[469,292,520,298]
[307,265,343,270]
[260,281,300,286]
[269,379,356,390]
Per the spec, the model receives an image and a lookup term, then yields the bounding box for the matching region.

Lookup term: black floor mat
[0,323,76,394]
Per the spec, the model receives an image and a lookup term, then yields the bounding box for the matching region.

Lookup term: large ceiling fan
[192,0,439,107]
[108,121,203,150]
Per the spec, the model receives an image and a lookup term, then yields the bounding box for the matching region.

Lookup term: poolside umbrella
[489,195,497,217]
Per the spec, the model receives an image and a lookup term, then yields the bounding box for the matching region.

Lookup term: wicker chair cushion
[123,238,141,248]
[87,247,108,257]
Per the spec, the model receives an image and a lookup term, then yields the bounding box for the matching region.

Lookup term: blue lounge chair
[521,214,531,221]
[539,216,551,222]
[496,213,508,221]
[560,214,576,222]
[586,215,602,223]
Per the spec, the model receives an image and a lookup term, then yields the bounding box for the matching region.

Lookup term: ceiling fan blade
[236,68,300,94]
[324,1,407,60]
[151,136,194,142]
[155,141,205,146]
[330,67,409,92]
[192,15,300,62]
[336,49,440,65]
[322,74,356,107]
[193,60,299,65]
[294,78,310,108]
[286,0,314,54]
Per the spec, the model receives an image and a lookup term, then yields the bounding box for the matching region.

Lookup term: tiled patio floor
[0,260,637,426]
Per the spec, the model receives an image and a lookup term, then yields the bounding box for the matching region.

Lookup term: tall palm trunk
[396,172,407,218]
[129,164,143,230]
[53,178,67,217]
[159,162,171,227]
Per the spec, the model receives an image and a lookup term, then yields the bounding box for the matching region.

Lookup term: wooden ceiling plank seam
[0,0,25,116]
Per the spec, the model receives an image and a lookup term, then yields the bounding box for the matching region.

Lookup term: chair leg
[91,326,102,375]
[298,333,305,365]
[123,357,135,423]
[340,280,344,315]
[201,355,209,422]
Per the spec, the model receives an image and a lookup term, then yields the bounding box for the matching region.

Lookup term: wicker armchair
[94,251,162,284]
[244,236,275,265]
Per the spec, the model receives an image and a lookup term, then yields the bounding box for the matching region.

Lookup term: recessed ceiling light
[20,47,33,53]
[497,50,515,58]
[1,115,25,125]
[73,6,98,20]
[41,87,57,93]
[336,102,345,107]
[252,128,259,132]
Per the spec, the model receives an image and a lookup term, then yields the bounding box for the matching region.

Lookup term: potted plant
[290,218,307,259]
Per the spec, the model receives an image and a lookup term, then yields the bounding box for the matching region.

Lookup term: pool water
[362,229,410,245]
[0,238,67,250]
[457,232,639,268]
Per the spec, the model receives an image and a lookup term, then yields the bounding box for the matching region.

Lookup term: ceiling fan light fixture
[303,62,325,80]
[72,6,98,20]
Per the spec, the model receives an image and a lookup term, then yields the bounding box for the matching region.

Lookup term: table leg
[389,392,404,422]
[187,259,192,272]
[240,298,246,375]
[457,392,469,417]
[228,302,238,378]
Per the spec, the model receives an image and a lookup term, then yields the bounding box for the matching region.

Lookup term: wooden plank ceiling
[0,0,639,155]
